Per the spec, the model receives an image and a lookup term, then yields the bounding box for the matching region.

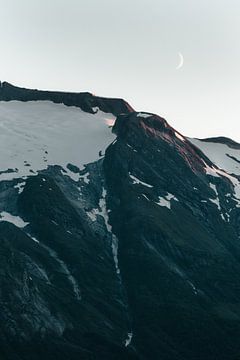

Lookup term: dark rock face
[104,113,240,359]
[0,82,134,116]
[1,88,240,359]
[0,165,137,359]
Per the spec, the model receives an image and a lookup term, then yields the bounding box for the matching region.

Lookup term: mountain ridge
[1,81,239,147]
[0,81,134,116]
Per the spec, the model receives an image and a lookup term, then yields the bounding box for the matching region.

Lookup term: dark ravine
[1,84,240,359]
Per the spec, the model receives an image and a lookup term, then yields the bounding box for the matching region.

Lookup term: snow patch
[137,112,152,118]
[0,101,116,181]
[129,174,153,188]
[86,208,99,222]
[14,181,26,194]
[187,280,198,295]
[156,193,178,209]
[175,132,185,142]
[125,332,133,347]
[80,172,90,184]
[0,211,29,228]
[92,106,99,112]
[203,161,220,178]
[142,194,150,201]
[87,188,121,275]
[61,168,80,182]
[105,118,115,127]
[99,189,120,275]
[26,233,40,243]
[51,220,59,226]
[209,183,221,212]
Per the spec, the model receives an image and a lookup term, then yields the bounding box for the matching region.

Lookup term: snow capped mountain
[1,83,240,360]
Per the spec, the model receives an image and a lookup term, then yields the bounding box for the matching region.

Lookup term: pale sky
[0,0,239,141]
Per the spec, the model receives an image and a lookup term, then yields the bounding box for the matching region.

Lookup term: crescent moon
[176,52,184,70]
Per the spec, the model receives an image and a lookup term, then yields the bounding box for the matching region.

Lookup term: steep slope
[1,84,240,359]
[104,113,240,360]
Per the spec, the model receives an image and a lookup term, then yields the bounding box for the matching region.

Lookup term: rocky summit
[1,83,240,360]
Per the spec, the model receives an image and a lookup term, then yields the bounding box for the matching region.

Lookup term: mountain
[0,82,240,360]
